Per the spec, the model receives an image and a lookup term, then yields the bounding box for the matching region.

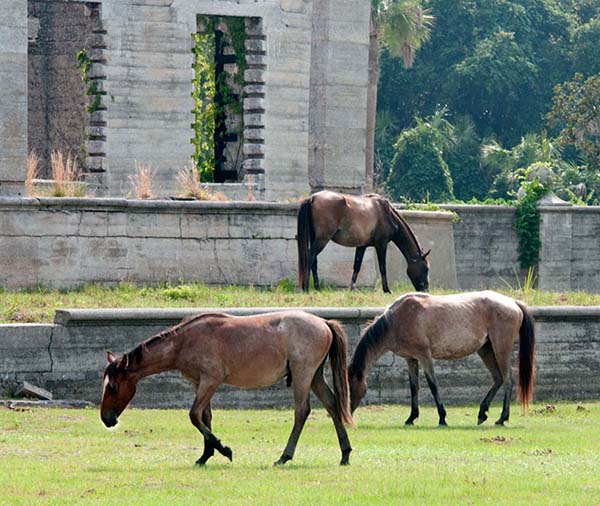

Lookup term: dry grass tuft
[129,162,155,199]
[50,151,83,197]
[176,166,228,201]
[26,152,40,196]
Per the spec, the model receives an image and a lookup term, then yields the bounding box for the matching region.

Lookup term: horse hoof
[439,421,448,427]
[222,446,233,462]
[495,420,505,426]
[274,455,292,466]
[340,459,350,466]
[477,414,488,425]
[195,459,207,466]
[405,420,414,426]
[340,449,351,466]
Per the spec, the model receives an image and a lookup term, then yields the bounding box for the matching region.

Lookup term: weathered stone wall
[444,205,522,290]
[1,306,598,408]
[27,1,100,176]
[0,0,28,196]
[538,205,600,293]
[0,197,456,290]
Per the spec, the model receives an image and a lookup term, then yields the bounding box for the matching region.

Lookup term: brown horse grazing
[297,191,431,293]
[100,311,354,466]
[349,291,535,426]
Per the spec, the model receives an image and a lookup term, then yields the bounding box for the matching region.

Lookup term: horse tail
[297,197,313,291]
[326,319,355,427]
[515,301,536,410]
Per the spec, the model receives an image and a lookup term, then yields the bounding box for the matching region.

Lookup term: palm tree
[366,0,434,190]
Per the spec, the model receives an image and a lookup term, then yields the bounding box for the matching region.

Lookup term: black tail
[515,301,535,410]
[297,198,313,291]
[326,320,354,427]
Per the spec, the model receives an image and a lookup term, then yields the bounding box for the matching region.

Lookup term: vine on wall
[192,16,247,182]
[514,176,549,270]
[76,49,102,113]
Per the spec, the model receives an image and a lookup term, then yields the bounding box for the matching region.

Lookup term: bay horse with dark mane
[349,291,535,426]
[101,311,354,466]
[297,191,431,293]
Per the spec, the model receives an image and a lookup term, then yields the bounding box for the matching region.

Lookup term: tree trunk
[365,16,380,193]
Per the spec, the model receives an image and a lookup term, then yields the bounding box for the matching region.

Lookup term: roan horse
[101,311,354,466]
[349,291,535,426]
[297,191,431,293]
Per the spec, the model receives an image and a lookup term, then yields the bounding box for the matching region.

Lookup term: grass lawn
[0,402,597,505]
[2,282,600,324]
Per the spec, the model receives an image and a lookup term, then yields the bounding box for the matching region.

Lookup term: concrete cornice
[53,305,600,326]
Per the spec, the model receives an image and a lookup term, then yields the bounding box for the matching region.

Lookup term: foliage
[386,112,454,201]
[514,175,549,270]
[547,73,600,170]
[377,0,597,155]
[192,17,247,183]
[76,49,102,114]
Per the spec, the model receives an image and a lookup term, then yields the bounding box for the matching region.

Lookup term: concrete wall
[445,205,523,290]
[1,306,599,408]
[1,0,370,199]
[27,1,99,176]
[0,197,456,290]
[0,0,28,196]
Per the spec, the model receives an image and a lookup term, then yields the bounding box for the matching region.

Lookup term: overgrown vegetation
[26,151,86,198]
[76,49,102,114]
[128,163,154,200]
[377,0,600,204]
[176,166,228,201]
[1,403,598,505]
[3,283,600,324]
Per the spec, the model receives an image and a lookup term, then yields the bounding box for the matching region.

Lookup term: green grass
[2,282,600,324]
[0,402,597,505]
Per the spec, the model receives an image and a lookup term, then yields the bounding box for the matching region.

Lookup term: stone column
[0,1,27,196]
[538,193,573,292]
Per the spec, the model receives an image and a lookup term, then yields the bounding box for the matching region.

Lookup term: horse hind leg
[476,340,504,425]
[350,246,367,290]
[405,359,420,425]
[310,364,352,465]
[309,240,328,291]
[489,332,516,426]
[275,375,312,466]
[196,403,215,465]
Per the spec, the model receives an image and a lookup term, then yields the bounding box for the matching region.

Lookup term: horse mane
[126,312,231,367]
[350,309,392,381]
[381,199,423,256]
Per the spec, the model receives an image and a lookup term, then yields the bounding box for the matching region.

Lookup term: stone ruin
[1,0,371,200]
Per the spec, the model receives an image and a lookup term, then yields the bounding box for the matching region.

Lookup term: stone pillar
[308,0,370,194]
[0,1,27,196]
[538,193,573,292]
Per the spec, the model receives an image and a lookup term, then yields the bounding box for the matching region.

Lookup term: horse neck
[390,212,422,260]
[128,332,179,381]
[352,323,392,381]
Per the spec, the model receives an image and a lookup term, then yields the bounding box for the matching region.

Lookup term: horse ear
[422,249,431,259]
[121,354,129,371]
[107,351,116,364]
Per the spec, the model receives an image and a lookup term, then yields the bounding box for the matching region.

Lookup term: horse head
[406,249,431,292]
[100,352,137,428]
[348,365,368,414]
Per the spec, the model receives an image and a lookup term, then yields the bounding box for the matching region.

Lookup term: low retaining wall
[1,306,598,409]
[0,197,457,290]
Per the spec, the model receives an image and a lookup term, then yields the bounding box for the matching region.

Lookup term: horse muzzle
[101,411,119,428]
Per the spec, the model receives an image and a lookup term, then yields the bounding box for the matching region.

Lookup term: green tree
[386,112,454,201]
[366,0,433,189]
[548,73,600,169]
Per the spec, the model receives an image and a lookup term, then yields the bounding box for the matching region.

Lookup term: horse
[100,311,354,466]
[297,190,431,293]
[349,290,535,426]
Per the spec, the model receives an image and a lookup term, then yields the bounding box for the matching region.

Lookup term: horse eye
[108,383,118,394]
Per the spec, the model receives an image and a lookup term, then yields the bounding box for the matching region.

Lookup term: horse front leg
[350,246,367,290]
[189,380,231,465]
[405,359,420,425]
[420,357,447,426]
[375,244,391,293]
